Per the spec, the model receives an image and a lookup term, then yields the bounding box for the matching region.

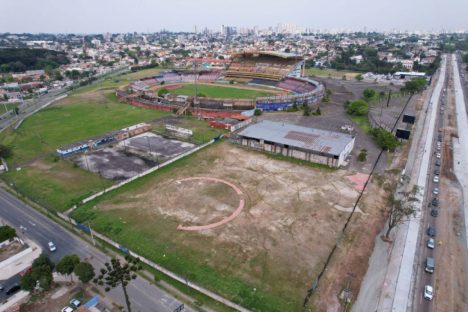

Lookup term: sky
[1,0,467,33]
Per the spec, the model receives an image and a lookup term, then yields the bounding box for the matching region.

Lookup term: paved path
[177,177,245,231]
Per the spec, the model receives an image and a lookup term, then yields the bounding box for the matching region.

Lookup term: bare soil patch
[87,141,368,310]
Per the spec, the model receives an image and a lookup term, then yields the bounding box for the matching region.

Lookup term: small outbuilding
[237,120,355,167]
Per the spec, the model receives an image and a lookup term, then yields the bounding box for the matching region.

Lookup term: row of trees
[20,254,95,292]
[19,252,141,312]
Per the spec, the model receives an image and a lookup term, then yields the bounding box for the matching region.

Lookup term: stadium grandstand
[121,51,324,116]
[225,51,304,81]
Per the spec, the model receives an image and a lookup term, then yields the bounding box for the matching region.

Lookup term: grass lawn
[167,84,274,99]
[0,92,169,165]
[3,156,111,212]
[305,67,360,79]
[0,102,19,113]
[350,114,372,134]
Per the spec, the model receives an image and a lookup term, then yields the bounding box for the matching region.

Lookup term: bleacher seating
[226,53,300,81]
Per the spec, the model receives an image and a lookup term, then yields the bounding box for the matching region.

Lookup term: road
[411,60,448,312]
[0,188,191,312]
[0,88,68,132]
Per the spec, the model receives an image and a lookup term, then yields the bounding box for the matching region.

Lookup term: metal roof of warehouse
[238,120,354,156]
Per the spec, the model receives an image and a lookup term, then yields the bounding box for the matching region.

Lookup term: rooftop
[238,120,354,156]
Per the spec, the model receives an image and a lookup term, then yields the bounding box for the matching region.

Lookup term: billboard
[402,114,416,124]
[396,129,411,140]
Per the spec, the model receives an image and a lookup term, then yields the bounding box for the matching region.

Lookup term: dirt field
[72,141,377,311]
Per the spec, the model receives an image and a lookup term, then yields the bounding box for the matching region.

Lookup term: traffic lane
[0,189,191,312]
[0,189,107,264]
[415,74,447,312]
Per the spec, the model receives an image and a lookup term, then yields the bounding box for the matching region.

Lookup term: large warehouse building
[237,120,355,167]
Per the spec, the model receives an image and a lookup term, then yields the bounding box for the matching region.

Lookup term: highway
[0,188,191,312]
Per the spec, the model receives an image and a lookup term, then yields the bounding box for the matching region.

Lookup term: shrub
[254,109,262,116]
[346,99,368,116]
[363,88,376,101]
[0,144,12,158]
[357,149,367,162]
[355,74,363,81]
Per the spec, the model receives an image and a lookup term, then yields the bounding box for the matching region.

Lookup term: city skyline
[1,0,467,34]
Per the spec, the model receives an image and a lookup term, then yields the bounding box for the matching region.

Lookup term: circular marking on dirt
[176,177,245,231]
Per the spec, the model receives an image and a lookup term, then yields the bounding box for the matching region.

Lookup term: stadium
[117,51,324,118]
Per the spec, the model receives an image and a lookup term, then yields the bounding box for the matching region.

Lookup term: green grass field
[3,156,111,212]
[305,67,360,79]
[167,84,275,99]
[0,92,169,165]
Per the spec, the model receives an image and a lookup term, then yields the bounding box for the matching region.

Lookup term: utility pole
[87,221,96,246]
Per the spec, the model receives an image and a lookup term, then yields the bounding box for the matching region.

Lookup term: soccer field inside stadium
[163,83,279,99]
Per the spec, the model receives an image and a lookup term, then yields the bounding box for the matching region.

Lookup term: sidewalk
[0,239,42,280]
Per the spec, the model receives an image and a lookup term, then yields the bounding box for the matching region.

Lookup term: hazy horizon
[1,0,468,34]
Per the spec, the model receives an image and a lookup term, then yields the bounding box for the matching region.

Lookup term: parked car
[70,299,81,308]
[436,152,441,159]
[48,241,56,252]
[425,257,435,273]
[61,307,73,312]
[431,209,439,217]
[5,284,20,296]
[435,159,441,166]
[434,168,440,175]
[431,197,439,206]
[424,285,434,300]
[427,226,436,237]
[433,175,439,183]
[427,238,435,249]
[432,188,439,195]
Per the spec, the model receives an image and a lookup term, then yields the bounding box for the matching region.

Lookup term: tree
[401,77,427,94]
[363,88,376,101]
[384,185,420,240]
[462,54,468,64]
[21,254,54,292]
[303,103,311,116]
[74,261,95,283]
[0,225,16,242]
[355,74,363,81]
[346,99,368,116]
[56,255,80,282]
[370,127,400,151]
[254,108,262,116]
[94,256,141,312]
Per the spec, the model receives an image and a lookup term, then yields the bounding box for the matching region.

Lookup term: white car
[48,241,56,252]
[427,238,435,249]
[424,285,434,300]
[70,299,81,308]
[433,175,439,183]
[61,307,73,312]
[436,153,441,158]
[432,188,439,195]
